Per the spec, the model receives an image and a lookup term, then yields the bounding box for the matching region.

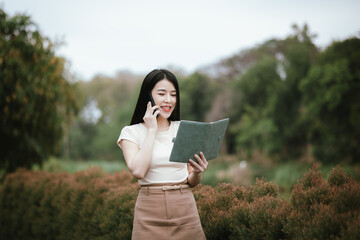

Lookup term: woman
[117,69,207,239]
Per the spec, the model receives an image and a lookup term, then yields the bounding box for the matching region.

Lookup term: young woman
[117,69,207,239]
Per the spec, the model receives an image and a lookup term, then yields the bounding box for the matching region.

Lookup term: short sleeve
[117,126,140,149]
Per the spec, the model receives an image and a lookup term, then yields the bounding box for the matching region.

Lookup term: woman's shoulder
[171,120,180,127]
[123,123,145,130]
[119,123,147,143]
[121,123,146,136]
[118,123,146,147]
[170,120,181,132]
[123,121,179,133]
[171,120,180,124]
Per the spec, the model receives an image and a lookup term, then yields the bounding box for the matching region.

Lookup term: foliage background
[1,7,360,239]
[53,24,360,169]
[0,9,77,174]
[1,8,360,185]
[1,166,359,240]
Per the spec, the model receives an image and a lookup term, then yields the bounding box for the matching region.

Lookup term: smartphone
[148,92,159,118]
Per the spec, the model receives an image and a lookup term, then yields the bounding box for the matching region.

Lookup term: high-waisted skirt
[132,184,206,240]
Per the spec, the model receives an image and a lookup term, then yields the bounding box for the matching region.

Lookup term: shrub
[284,165,360,239]
[0,167,137,240]
[0,165,359,239]
[193,184,244,239]
[193,179,287,240]
[230,196,290,240]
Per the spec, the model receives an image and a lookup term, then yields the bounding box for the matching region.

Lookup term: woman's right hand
[143,101,159,131]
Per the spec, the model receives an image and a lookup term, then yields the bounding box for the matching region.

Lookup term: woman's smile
[161,105,172,112]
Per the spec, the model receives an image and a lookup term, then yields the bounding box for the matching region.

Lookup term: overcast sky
[1,0,360,80]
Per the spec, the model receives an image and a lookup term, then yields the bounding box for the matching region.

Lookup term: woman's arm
[120,102,159,179]
[120,128,156,179]
[187,152,208,187]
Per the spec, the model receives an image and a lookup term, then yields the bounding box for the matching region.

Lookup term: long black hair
[130,69,181,125]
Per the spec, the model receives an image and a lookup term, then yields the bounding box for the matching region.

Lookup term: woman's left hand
[189,151,208,175]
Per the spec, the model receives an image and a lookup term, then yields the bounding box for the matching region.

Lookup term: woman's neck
[157,117,170,131]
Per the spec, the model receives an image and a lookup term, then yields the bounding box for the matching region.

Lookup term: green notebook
[169,118,229,163]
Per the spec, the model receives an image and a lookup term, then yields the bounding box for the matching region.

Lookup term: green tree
[299,37,360,163]
[0,10,77,173]
[230,24,318,159]
[180,72,214,121]
[231,56,281,154]
[64,72,140,161]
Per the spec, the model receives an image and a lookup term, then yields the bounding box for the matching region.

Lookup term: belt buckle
[162,185,179,191]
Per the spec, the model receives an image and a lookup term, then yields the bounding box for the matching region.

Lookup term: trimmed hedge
[0,167,137,240]
[0,165,359,239]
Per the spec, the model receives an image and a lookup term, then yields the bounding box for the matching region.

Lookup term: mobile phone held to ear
[148,92,159,118]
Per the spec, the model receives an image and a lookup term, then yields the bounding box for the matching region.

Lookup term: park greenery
[57,25,360,168]
[0,9,78,174]
[1,8,360,239]
[1,166,359,239]
[1,10,360,184]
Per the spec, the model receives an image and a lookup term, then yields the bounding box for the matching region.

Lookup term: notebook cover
[169,118,229,163]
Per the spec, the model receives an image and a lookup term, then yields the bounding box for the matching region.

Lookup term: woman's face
[151,79,177,119]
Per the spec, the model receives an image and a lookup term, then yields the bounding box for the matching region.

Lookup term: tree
[62,71,141,161]
[299,37,360,163]
[231,56,281,155]
[0,9,78,173]
[179,72,214,121]
[229,24,318,159]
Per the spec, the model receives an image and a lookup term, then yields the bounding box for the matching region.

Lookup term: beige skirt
[132,185,206,240]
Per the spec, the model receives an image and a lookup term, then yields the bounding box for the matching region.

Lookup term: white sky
[1,0,360,80]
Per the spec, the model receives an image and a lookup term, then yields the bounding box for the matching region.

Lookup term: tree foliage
[229,24,318,159]
[3,11,356,167]
[58,23,359,165]
[299,38,360,163]
[0,9,77,172]
[64,24,359,165]
[64,72,140,161]
[179,72,215,121]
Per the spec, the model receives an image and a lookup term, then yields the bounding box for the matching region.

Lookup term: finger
[189,159,204,173]
[144,103,158,121]
[145,102,152,114]
[200,152,207,162]
[151,105,159,112]
[199,152,208,167]
[194,154,201,163]
[146,102,159,116]
[194,153,207,170]
[194,154,206,166]
[153,109,160,117]
[189,159,199,168]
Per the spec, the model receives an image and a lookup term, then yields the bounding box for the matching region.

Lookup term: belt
[140,184,190,191]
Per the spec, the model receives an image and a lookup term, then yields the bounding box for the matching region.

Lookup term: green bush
[0,165,359,239]
[194,165,359,239]
[284,165,360,239]
[0,167,137,240]
[193,179,289,240]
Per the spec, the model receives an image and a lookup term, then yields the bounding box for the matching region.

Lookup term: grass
[32,157,126,173]
[202,158,232,186]
[249,161,360,199]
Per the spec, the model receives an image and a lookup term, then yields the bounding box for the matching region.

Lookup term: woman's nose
[165,94,171,102]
